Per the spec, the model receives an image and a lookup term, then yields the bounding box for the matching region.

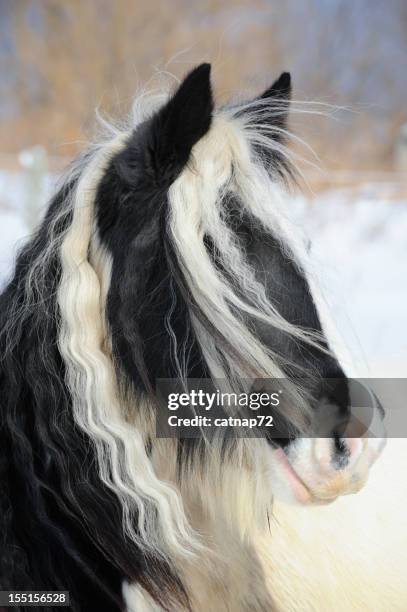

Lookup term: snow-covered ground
[0,169,406,377]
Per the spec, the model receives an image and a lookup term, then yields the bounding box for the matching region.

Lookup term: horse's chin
[269,437,386,506]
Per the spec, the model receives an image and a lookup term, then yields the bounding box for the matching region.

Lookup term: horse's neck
[149,438,407,611]
[176,511,275,611]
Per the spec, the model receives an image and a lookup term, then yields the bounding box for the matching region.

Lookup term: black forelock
[95,139,209,396]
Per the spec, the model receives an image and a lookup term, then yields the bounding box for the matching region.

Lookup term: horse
[0,63,401,612]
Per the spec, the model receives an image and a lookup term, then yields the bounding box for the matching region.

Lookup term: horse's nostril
[332,434,351,469]
[332,436,365,471]
[333,433,348,455]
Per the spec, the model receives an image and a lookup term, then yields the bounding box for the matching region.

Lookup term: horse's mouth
[273,447,367,506]
[274,448,317,505]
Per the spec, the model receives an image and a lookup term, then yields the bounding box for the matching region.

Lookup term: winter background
[1,0,406,378]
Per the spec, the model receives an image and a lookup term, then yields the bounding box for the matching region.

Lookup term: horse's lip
[274,448,338,505]
[274,448,312,504]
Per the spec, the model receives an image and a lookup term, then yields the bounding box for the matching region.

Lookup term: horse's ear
[248,72,291,137]
[149,63,213,178]
[260,71,291,102]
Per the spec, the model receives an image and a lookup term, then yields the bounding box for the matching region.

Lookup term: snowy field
[290,185,407,378]
[0,169,406,378]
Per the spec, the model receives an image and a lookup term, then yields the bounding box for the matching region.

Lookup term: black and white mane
[0,64,384,611]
